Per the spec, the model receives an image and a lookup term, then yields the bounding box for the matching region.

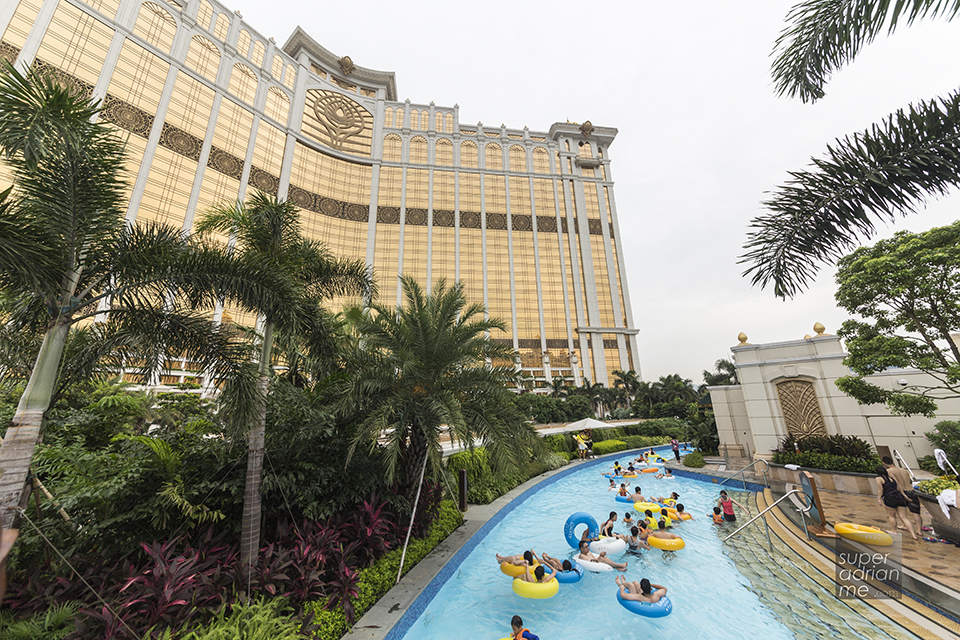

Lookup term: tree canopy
[835,221,960,416]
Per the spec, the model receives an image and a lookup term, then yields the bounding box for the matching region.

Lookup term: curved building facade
[0,0,639,387]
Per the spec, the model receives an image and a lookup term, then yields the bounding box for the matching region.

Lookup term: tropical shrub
[446,448,491,484]
[918,455,949,476]
[153,598,305,640]
[775,434,875,460]
[593,440,627,456]
[304,501,461,640]
[683,451,705,468]
[771,451,881,474]
[0,602,79,640]
[916,476,960,496]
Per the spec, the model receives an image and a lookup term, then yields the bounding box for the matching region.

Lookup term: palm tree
[741,0,960,298]
[342,276,540,505]
[547,376,570,399]
[702,359,738,387]
[612,369,641,408]
[195,192,374,571]
[0,65,285,540]
[655,374,697,403]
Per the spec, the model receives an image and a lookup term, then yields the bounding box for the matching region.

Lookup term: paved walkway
[814,488,960,593]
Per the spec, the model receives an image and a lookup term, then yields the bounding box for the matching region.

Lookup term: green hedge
[457,452,568,505]
[771,451,881,474]
[682,451,705,468]
[621,435,671,450]
[593,440,627,456]
[305,501,462,640]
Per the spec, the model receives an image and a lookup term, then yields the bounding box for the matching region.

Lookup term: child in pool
[622,512,635,526]
[617,483,629,497]
[613,461,623,475]
[608,478,617,491]
[712,506,724,524]
[625,525,651,551]
[676,504,693,520]
[510,615,540,640]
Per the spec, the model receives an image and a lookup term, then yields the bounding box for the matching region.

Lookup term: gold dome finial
[813,322,825,336]
[737,332,748,345]
[803,334,812,340]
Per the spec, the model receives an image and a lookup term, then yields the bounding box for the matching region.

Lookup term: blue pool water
[396,448,919,640]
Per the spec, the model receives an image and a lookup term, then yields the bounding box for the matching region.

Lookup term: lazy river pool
[392,447,922,640]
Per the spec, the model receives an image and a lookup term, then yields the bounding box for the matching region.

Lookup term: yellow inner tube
[634,502,662,514]
[512,575,559,599]
[623,473,638,478]
[648,535,685,551]
[500,559,539,577]
[834,523,894,547]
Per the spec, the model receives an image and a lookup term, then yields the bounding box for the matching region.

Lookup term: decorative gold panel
[776,380,828,441]
[301,89,372,156]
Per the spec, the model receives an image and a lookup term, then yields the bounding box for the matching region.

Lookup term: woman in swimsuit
[875,465,918,540]
[718,490,746,522]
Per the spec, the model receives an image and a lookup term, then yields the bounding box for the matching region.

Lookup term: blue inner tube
[555,562,585,584]
[603,473,623,479]
[616,590,673,617]
[615,495,634,504]
[563,512,599,549]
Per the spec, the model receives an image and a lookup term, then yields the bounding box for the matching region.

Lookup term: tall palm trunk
[0,319,71,530]
[240,322,274,572]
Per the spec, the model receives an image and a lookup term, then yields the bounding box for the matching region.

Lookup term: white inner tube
[576,557,614,572]
[590,537,627,555]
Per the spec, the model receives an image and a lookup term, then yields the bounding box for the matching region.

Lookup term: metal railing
[718,459,770,490]
[893,449,917,483]
[723,489,811,550]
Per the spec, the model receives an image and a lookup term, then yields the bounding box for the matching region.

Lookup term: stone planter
[767,462,876,496]
[915,490,960,543]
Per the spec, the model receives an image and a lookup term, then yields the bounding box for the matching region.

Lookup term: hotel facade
[0,0,639,388]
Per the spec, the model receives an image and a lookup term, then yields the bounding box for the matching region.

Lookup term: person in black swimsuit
[875,466,917,540]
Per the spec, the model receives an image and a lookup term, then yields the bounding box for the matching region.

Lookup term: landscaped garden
[0,64,724,639]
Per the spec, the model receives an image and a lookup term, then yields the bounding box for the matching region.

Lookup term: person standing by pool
[883,456,925,533]
[875,465,918,541]
[671,438,680,462]
[509,615,540,640]
[718,490,747,522]
[616,576,667,603]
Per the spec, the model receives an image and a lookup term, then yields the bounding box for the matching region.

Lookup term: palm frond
[772,0,960,103]
[741,89,960,298]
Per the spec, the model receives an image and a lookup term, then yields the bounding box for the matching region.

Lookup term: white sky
[231,0,960,384]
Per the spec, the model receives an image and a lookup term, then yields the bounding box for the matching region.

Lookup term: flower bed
[767,462,878,496]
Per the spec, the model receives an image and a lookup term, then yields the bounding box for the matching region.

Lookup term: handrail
[718,459,770,490]
[893,449,917,483]
[723,489,812,550]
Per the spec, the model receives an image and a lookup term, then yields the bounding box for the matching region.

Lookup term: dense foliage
[771,451,880,474]
[593,440,628,456]
[916,476,960,496]
[683,451,705,468]
[925,421,960,472]
[834,223,960,417]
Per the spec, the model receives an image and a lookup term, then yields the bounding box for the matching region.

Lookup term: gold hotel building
[0,0,639,388]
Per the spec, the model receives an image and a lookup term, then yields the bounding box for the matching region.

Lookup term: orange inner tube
[641,467,658,474]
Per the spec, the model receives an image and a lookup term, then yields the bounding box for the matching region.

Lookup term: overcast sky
[231,0,960,384]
